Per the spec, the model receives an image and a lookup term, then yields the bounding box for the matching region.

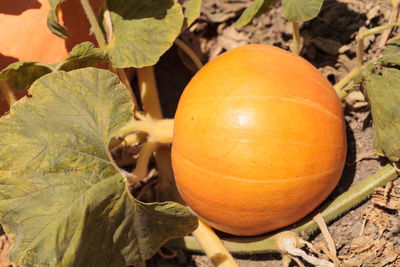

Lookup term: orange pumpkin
[0,0,102,116]
[171,44,347,236]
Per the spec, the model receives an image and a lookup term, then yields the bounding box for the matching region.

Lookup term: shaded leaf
[282,0,324,22]
[59,42,108,71]
[380,38,400,66]
[362,64,400,161]
[182,0,202,29]
[235,0,275,28]
[0,68,197,266]
[106,0,184,68]
[47,0,69,39]
[0,61,52,91]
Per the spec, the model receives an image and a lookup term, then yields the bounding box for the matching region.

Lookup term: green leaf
[0,61,52,91]
[235,0,275,28]
[362,64,400,162]
[182,0,202,29]
[47,0,69,39]
[106,0,184,68]
[0,68,197,266]
[59,42,109,71]
[282,0,324,22]
[380,38,400,66]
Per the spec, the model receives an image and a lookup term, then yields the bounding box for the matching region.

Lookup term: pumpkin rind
[171,44,347,236]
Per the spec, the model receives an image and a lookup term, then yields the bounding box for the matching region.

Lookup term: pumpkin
[171,44,347,236]
[0,0,102,116]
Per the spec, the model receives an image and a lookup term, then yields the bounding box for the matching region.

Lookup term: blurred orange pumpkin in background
[0,0,102,116]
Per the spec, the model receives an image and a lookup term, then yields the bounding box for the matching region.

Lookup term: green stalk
[335,22,400,93]
[334,67,362,93]
[80,0,107,49]
[356,22,400,68]
[338,81,359,101]
[0,80,16,107]
[291,22,301,55]
[168,164,398,253]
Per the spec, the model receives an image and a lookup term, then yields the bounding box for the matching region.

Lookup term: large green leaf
[0,68,197,266]
[0,61,52,91]
[106,0,184,68]
[282,0,324,22]
[362,64,400,162]
[235,0,276,28]
[47,0,69,38]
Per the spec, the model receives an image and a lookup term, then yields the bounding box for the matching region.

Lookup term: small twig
[317,243,340,267]
[175,39,203,70]
[313,213,336,258]
[279,236,333,267]
[378,0,399,48]
[359,206,372,236]
[346,152,378,166]
[290,255,306,267]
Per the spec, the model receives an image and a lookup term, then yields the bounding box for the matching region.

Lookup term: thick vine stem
[80,0,107,48]
[167,164,398,253]
[291,22,302,55]
[137,67,163,120]
[125,141,158,185]
[100,6,139,110]
[338,81,359,101]
[116,118,174,145]
[0,81,16,107]
[334,67,362,93]
[192,219,239,267]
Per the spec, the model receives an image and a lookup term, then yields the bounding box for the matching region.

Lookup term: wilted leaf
[0,61,52,91]
[182,0,202,29]
[59,42,108,71]
[106,0,184,68]
[363,64,400,162]
[47,0,69,38]
[282,0,324,22]
[235,0,275,28]
[0,68,197,266]
[380,38,400,66]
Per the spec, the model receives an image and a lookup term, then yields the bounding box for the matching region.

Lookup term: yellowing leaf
[0,68,197,266]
